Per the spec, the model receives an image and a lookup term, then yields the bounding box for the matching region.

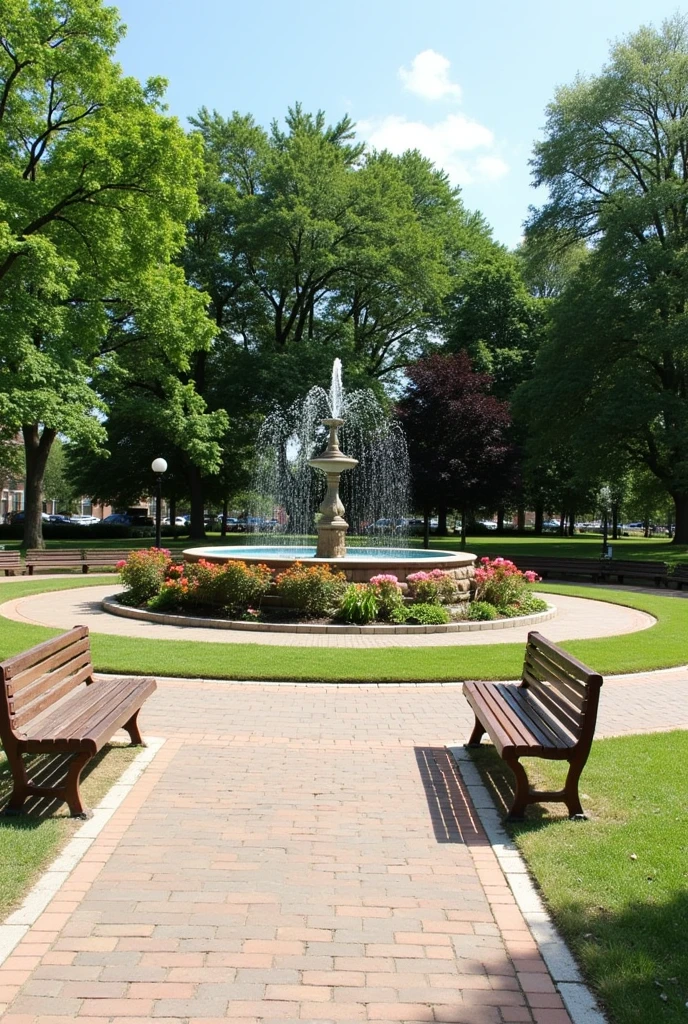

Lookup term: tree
[443,246,546,400]
[397,352,512,538]
[0,0,214,546]
[526,15,688,542]
[43,436,77,511]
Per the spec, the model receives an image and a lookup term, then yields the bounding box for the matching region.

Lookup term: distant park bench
[0,626,156,818]
[513,556,670,587]
[25,549,131,575]
[463,631,603,819]
[669,563,688,589]
[0,551,22,576]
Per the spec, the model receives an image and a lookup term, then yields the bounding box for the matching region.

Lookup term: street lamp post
[151,458,167,549]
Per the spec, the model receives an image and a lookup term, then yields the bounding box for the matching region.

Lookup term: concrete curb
[103,593,557,634]
[448,743,607,1024]
[0,737,165,966]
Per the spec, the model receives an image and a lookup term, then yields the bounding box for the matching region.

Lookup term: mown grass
[0,578,686,681]
[469,732,688,1024]
[2,532,687,564]
[0,744,139,918]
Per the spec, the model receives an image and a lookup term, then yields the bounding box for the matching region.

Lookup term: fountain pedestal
[309,418,358,559]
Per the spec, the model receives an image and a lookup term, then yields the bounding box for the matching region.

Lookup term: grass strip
[0,578,686,681]
[469,733,688,1024]
[0,744,139,919]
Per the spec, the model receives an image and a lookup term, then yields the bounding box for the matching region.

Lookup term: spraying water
[250,361,410,549]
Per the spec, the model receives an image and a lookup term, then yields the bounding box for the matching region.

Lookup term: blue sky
[114,0,683,247]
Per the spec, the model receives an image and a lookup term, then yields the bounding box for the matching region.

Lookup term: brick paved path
[2,674,687,1024]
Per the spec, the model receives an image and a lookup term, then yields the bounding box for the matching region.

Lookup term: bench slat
[2,627,89,681]
[496,684,571,749]
[12,657,93,727]
[528,632,600,686]
[524,648,588,710]
[8,637,93,697]
[522,668,584,737]
[466,681,548,754]
[27,677,127,746]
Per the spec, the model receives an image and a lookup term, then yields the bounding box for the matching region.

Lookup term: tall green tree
[0,0,214,546]
[526,15,688,542]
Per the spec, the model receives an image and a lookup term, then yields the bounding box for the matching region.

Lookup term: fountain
[308,417,358,558]
[184,360,476,594]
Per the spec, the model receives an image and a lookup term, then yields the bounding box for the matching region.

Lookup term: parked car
[479,519,498,531]
[97,513,153,526]
[48,514,72,524]
[6,510,51,524]
[69,514,101,525]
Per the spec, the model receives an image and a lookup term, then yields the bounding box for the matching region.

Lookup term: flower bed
[115,550,547,625]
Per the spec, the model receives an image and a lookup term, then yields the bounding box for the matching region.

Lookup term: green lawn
[0,578,686,681]
[469,733,688,1024]
[0,744,138,918]
[2,531,687,564]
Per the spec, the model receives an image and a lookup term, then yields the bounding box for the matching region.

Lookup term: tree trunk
[644,518,650,539]
[559,510,566,536]
[423,506,430,550]
[534,501,544,536]
[189,466,205,540]
[461,507,468,550]
[221,498,228,538]
[496,506,505,532]
[672,493,688,544]
[22,425,57,549]
[437,503,448,536]
[517,506,525,532]
[611,503,619,541]
[568,508,575,537]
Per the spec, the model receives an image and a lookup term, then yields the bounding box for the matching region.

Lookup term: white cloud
[399,49,462,102]
[360,113,508,186]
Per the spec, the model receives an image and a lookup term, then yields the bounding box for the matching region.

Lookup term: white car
[69,515,101,525]
[479,520,498,530]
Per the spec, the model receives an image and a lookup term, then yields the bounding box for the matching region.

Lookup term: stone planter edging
[102,595,556,635]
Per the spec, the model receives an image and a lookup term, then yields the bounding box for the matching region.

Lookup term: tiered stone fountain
[308,418,358,559]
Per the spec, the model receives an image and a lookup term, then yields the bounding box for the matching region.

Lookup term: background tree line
[1,2,686,544]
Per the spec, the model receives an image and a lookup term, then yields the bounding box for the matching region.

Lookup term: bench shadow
[414,746,486,845]
[0,746,112,824]
[463,744,572,831]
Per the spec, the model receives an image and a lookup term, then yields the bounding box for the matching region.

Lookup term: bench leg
[122,708,145,746]
[465,715,486,747]
[563,757,585,818]
[64,751,94,819]
[503,756,531,820]
[4,750,30,816]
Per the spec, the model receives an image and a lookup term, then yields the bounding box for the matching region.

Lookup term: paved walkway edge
[448,744,607,1024]
[0,737,165,968]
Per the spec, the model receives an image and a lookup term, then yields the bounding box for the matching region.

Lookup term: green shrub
[391,602,450,625]
[118,548,171,605]
[154,558,272,615]
[336,583,380,624]
[275,562,347,616]
[474,557,540,607]
[467,600,499,621]
[497,595,550,618]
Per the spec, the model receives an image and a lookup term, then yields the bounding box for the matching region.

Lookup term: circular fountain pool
[183,545,476,586]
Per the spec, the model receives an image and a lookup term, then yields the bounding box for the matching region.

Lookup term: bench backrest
[0,552,22,564]
[521,631,603,749]
[610,560,667,572]
[25,549,84,564]
[0,626,94,741]
[83,550,132,565]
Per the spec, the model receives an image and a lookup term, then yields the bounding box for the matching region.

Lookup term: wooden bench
[83,549,132,571]
[512,557,605,583]
[25,549,131,574]
[0,627,156,818]
[669,563,688,589]
[463,631,603,820]
[599,559,669,587]
[0,551,23,576]
[26,549,86,574]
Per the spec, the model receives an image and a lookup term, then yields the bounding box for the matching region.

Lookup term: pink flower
[115,559,126,569]
[370,574,399,586]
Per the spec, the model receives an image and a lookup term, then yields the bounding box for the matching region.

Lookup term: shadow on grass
[464,743,573,831]
[0,746,113,824]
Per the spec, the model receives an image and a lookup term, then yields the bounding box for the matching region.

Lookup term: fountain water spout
[308,417,358,558]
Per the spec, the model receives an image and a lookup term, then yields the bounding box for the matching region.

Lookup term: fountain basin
[183,546,476,590]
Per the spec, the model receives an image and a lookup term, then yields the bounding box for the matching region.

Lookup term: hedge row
[0,524,190,541]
